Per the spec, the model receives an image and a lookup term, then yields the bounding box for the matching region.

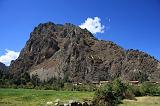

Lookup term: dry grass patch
[120,96,160,106]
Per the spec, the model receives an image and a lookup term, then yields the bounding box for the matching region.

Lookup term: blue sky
[0,0,160,65]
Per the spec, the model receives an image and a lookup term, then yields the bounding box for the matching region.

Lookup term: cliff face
[10,22,160,82]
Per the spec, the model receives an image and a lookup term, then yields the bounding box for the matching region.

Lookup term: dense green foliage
[93,84,117,106]
[0,67,11,88]
[0,72,98,92]
[93,79,160,106]
[140,82,160,96]
[93,79,126,106]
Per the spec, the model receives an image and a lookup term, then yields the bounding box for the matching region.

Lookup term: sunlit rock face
[10,22,160,82]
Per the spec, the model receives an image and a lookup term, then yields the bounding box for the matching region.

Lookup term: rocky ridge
[10,22,160,82]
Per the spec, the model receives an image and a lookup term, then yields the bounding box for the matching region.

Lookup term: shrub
[63,83,75,91]
[140,82,160,96]
[93,83,117,106]
[157,85,160,95]
[126,84,141,97]
[112,79,127,102]
[25,82,34,89]
[93,79,127,106]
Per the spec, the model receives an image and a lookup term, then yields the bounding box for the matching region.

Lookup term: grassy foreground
[120,96,160,106]
[0,88,94,106]
[1,88,160,106]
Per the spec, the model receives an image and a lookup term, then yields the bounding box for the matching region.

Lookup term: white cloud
[79,17,105,34]
[0,49,20,66]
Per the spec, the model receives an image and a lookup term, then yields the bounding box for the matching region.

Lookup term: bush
[112,79,127,102]
[125,82,160,97]
[63,83,75,91]
[93,83,117,106]
[93,79,127,106]
[126,84,141,97]
[63,83,97,91]
[140,82,160,96]
[157,85,160,95]
[75,84,97,91]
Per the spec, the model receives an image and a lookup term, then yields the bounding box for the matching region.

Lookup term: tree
[93,83,117,106]
[112,78,127,102]
[31,74,41,87]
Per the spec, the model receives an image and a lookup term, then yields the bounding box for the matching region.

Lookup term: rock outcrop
[10,22,160,82]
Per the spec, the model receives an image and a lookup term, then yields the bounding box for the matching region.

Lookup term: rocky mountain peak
[10,22,160,83]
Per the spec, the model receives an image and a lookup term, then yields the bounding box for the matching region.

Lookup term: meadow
[1,88,160,106]
[0,88,94,106]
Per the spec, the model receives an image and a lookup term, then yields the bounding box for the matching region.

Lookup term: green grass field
[0,88,94,106]
[1,88,160,106]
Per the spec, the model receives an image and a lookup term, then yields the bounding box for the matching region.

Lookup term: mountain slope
[0,62,9,79]
[10,22,160,82]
